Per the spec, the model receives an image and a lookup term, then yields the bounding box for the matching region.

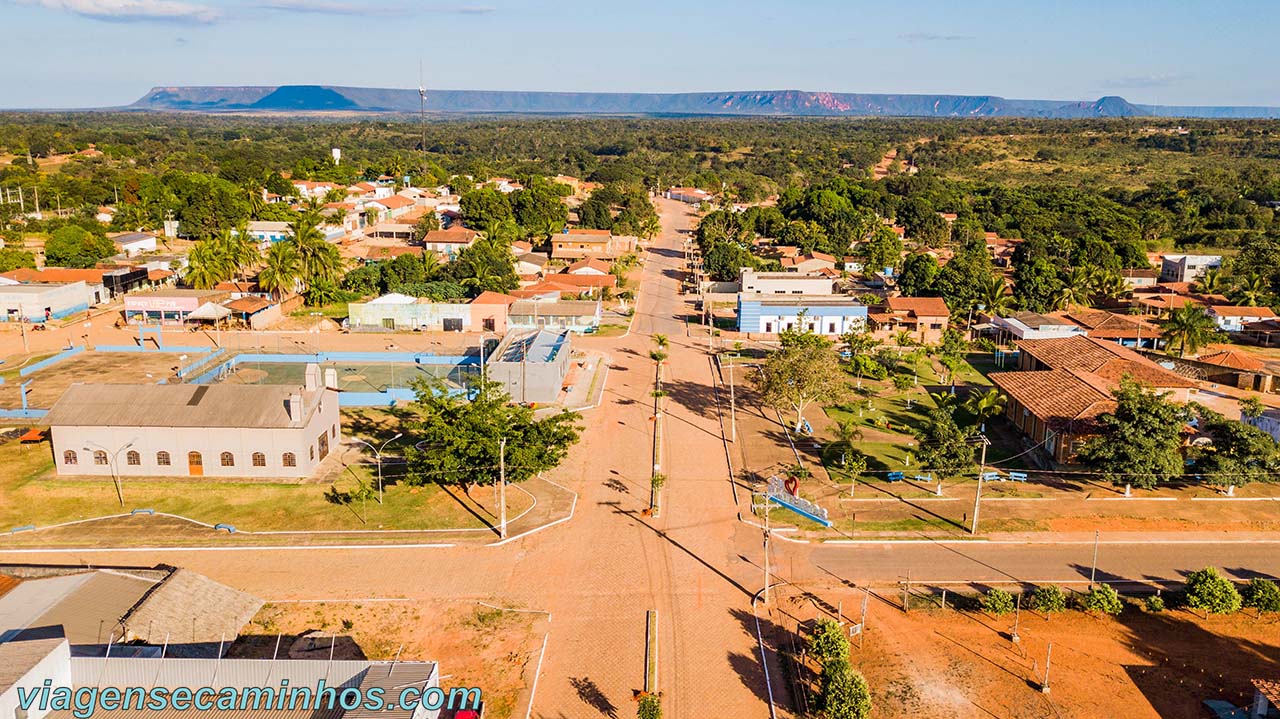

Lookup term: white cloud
[24,0,219,23]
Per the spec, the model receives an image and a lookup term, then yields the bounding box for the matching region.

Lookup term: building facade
[737,295,867,336]
[486,329,573,404]
[739,269,835,296]
[1160,254,1222,283]
[45,372,340,480]
[507,300,601,333]
[0,283,95,323]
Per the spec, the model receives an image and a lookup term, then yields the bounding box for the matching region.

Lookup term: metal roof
[0,630,67,696]
[44,384,327,429]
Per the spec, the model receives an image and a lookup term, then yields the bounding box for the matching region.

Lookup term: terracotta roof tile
[1016,335,1195,388]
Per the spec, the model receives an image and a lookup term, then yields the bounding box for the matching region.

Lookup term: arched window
[156,451,171,466]
[188,451,203,467]
[282,452,296,467]
[252,452,266,467]
[93,450,108,466]
[220,452,235,467]
[309,445,315,462]
[63,450,78,465]
[126,450,140,466]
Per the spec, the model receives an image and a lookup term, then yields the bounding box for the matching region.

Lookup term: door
[188,451,203,477]
[382,318,395,330]
[317,433,330,460]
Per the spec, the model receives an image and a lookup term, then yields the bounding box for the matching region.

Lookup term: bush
[808,618,850,666]
[1185,567,1242,615]
[848,354,888,380]
[1078,585,1124,615]
[1144,594,1166,613]
[636,693,661,719]
[1241,578,1280,613]
[981,588,1016,616]
[1027,585,1066,614]
[819,658,872,719]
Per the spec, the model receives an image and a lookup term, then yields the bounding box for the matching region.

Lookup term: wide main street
[3,198,1280,717]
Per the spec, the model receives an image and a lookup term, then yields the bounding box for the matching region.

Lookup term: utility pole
[1090,529,1100,588]
[970,434,990,535]
[1041,643,1053,693]
[762,495,771,605]
[498,437,507,539]
[728,353,737,443]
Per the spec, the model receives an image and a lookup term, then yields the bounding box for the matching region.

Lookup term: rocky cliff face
[127,86,1280,119]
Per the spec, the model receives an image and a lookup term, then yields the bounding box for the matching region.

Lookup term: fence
[19,345,84,377]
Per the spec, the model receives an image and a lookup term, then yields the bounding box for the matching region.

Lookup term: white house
[565,258,611,276]
[1207,305,1279,332]
[737,294,867,336]
[1160,254,1222,283]
[740,269,835,296]
[989,311,1087,341]
[245,220,291,246]
[110,232,157,257]
[665,187,714,204]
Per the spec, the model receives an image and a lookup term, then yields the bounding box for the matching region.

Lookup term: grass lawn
[0,436,526,533]
[592,323,630,338]
[0,352,56,383]
[291,302,349,319]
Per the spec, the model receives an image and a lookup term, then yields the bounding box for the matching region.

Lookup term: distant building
[486,329,573,404]
[989,311,1087,342]
[737,295,867,337]
[0,267,148,303]
[1063,310,1163,350]
[1159,254,1221,283]
[1207,305,1279,333]
[551,229,636,260]
[123,289,226,324]
[365,194,415,220]
[739,269,835,296]
[347,292,515,333]
[780,252,838,274]
[868,296,950,344]
[565,258,611,276]
[507,299,601,333]
[0,282,96,323]
[421,227,480,257]
[664,187,714,204]
[245,220,291,245]
[1120,268,1160,289]
[109,232,157,257]
[45,368,340,479]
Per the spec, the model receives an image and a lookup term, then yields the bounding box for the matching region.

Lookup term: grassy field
[0,435,527,533]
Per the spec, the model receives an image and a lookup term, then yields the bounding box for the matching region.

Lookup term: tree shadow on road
[662,377,719,419]
[568,676,617,718]
[728,607,796,709]
[608,505,753,597]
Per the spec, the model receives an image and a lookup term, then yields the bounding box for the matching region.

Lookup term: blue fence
[0,409,48,419]
[20,345,84,377]
[188,351,475,386]
[175,349,225,380]
[95,344,218,354]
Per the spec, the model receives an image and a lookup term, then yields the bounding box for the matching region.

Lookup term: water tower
[331,148,341,165]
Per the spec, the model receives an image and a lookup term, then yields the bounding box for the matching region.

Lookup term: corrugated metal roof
[44,384,328,429]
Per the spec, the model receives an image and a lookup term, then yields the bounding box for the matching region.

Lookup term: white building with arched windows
[43,366,340,479]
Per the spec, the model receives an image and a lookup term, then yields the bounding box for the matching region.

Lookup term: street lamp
[83,437,137,507]
[351,433,403,504]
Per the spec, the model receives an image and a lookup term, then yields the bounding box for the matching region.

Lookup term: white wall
[0,638,71,719]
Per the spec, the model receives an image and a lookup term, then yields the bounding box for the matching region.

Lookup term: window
[188,451,203,467]
[930,323,943,330]
[309,446,316,461]
[156,451,171,466]
[282,452,297,467]
[126,450,140,466]
[331,424,337,439]
[93,450,108,466]
[828,323,836,334]
[764,322,773,333]
[220,452,235,467]
[63,450,78,465]
[252,452,266,467]
[317,432,329,460]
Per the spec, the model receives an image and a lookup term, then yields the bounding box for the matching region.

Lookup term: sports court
[217,358,475,393]
[0,350,181,410]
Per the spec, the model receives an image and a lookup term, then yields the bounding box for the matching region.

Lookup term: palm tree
[638,214,662,241]
[1195,267,1228,295]
[1231,274,1270,307]
[289,210,344,287]
[184,239,230,289]
[929,390,960,413]
[964,388,1007,432]
[831,418,864,469]
[244,182,267,219]
[1161,303,1218,358]
[893,330,915,349]
[216,227,260,283]
[257,242,301,300]
[977,275,1013,317]
[1054,267,1093,309]
[1093,271,1129,303]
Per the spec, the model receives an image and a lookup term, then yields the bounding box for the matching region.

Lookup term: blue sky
[3,0,1275,108]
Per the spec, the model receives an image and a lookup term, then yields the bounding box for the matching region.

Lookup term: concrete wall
[0,283,95,322]
[740,271,834,295]
[0,638,71,719]
[50,390,340,479]
[487,349,571,403]
[348,301,473,331]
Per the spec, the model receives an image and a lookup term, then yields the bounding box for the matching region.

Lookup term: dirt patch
[0,350,182,409]
[771,585,1279,719]
[233,601,544,719]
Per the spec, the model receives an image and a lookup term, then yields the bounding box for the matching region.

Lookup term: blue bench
[914,474,933,483]
[886,471,905,482]
[1009,471,1028,483]
[214,523,237,534]
[981,471,1001,482]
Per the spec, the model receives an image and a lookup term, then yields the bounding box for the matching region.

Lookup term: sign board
[766,475,832,527]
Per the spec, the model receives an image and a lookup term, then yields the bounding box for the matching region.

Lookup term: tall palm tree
[244,183,267,219]
[964,388,1007,432]
[289,210,343,287]
[1231,274,1270,307]
[1195,267,1228,295]
[1092,271,1129,303]
[1055,267,1094,310]
[977,275,1013,317]
[638,214,662,241]
[257,242,301,300]
[216,227,260,284]
[831,418,864,467]
[184,239,230,289]
[1161,303,1218,358]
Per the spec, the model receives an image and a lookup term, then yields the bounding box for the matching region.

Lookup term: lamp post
[351,433,403,504]
[83,438,138,507]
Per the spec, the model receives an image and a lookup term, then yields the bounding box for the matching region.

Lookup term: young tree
[914,408,975,478]
[403,378,581,495]
[1239,395,1265,420]
[1242,578,1280,613]
[963,389,1006,431]
[819,659,872,719]
[1078,584,1124,615]
[1076,379,1187,491]
[1185,566,1242,615]
[1028,585,1067,614]
[981,588,1016,616]
[636,693,662,719]
[1193,408,1279,493]
[754,330,845,432]
[808,617,850,666]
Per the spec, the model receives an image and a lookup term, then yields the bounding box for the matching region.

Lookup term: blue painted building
[737,294,867,337]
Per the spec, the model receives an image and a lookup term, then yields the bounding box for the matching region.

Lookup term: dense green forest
[4,113,1280,306]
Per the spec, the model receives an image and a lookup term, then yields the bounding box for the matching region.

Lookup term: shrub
[1078,585,1124,615]
[1144,594,1166,613]
[981,588,1016,616]
[1185,567,1242,615]
[1242,578,1280,613]
[819,658,872,719]
[808,618,850,666]
[1027,585,1066,614]
[636,693,661,719]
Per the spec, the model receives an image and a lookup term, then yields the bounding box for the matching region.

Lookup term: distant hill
[127,86,1280,119]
